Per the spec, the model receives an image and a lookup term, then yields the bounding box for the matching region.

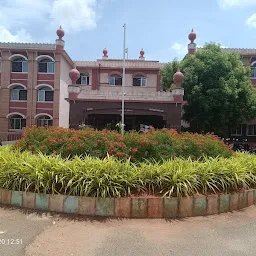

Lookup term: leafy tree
[161,43,256,136]
[160,58,179,90]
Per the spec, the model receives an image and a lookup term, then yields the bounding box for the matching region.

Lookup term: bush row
[13,127,233,161]
[0,146,253,198]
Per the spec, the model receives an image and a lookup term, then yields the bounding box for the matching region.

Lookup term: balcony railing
[78,86,174,101]
[0,132,23,142]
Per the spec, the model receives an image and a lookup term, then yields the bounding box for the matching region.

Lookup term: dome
[188,28,196,43]
[69,67,80,84]
[173,68,184,87]
[140,48,145,57]
[57,26,65,40]
[103,48,108,57]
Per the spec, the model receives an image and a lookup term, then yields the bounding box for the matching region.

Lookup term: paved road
[1,205,256,256]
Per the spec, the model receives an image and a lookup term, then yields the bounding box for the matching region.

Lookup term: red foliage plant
[12,126,233,162]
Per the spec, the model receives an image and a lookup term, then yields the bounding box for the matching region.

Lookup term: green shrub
[12,127,233,162]
[0,146,253,198]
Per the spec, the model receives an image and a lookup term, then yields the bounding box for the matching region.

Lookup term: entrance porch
[85,114,166,131]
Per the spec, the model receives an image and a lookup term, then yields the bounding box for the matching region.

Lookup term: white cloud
[0,0,104,42]
[0,0,51,29]
[50,0,98,32]
[0,26,32,42]
[170,43,187,56]
[247,13,256,28]
[218,0,256,9]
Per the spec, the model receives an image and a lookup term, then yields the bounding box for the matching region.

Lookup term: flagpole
[121,23,126,136]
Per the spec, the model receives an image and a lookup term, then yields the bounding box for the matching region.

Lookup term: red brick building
[68,48,185,131]
[0,27,74,140]
[0,27,255,142]
[0,26,185,141]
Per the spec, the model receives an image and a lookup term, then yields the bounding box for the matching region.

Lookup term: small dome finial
[57,25,65,40]
[173,68,184,87]
[188,28,196,43]
[69,66,80,85]
[140,48,145,57]
[103,48,108,57]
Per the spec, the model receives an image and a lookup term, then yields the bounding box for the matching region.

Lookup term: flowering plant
[13,127,233,162]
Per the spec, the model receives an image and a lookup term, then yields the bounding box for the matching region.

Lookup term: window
[231,126,242,136]
[77,74,90,85]
[0,60,2,72]
[12,57,28,72]
[38,58,54,73]
[37,115,53,127]
[10,86,27,101]
[133,76,146,87]
[251,63,256,78]
[247,125,256,136]
[37,87,54,102]
[8,115,26,130]
[109,74,122,86]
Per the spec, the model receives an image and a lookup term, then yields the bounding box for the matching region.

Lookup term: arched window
[10,85,27,101]
[133,75,146,87]
[11,56,28,73]
[109,74,122,86]
[37,86,54,102]
[8,114,26,130]
[36,115,53,127]
[77,73,90,85]
[251,62,256,78]
[38,58,54,73]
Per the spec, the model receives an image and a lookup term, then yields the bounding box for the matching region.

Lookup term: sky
[0,0,256,62]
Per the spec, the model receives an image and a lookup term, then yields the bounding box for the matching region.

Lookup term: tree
[160,58,180,90]
[161,43,256,136]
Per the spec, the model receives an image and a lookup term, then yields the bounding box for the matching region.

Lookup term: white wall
[59,56,72,128]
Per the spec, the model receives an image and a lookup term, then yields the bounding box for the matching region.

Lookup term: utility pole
[121,23,126,136]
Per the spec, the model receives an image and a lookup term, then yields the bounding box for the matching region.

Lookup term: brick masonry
[0,189,255,218]
[49,194,65,212]
[131,198,148,218]
[219,194,230,213]
[248,190,254,207]
[23,192,35,209]
[163,197,178,218]
[115,197,131,218]
[193,195,207,216]
[230,193,239,212]
[36,193,49,211]
[96,198,114,217]
[148,198,163,218]
[207,194,219,215]
[78,197,96,216]
[179,197,193,218]
[239,192,248,209]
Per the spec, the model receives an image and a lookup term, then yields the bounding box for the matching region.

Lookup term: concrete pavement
[1,205,256,256]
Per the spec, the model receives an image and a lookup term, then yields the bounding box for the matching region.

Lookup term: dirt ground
[1,205,256,256]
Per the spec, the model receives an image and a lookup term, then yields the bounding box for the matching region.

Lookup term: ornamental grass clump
[12,126,233,162]
[0,146,254,198]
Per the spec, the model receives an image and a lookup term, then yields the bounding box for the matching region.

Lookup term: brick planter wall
[0,188,255,218]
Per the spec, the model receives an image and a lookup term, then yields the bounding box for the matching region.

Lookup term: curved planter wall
[0,188,255,218]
